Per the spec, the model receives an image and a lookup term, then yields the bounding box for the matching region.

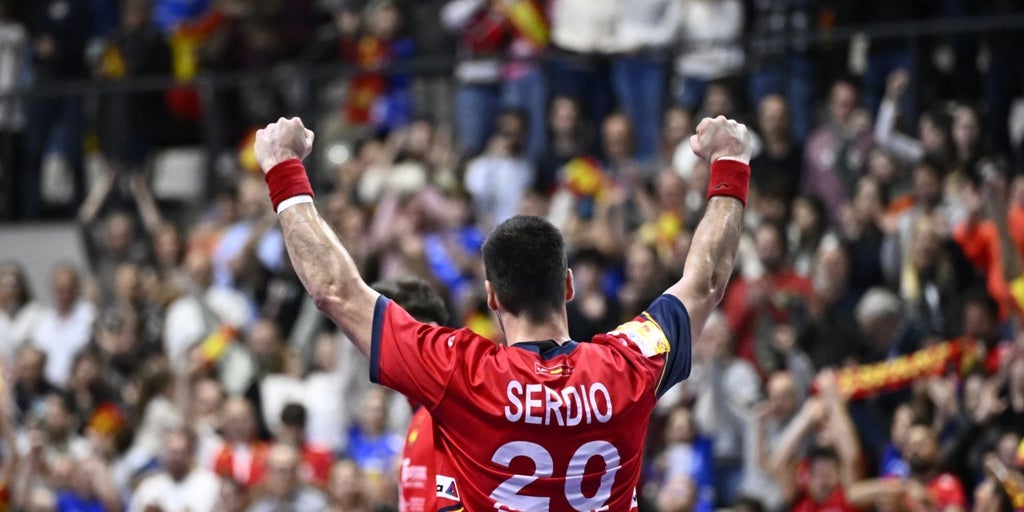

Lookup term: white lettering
[544,386,564,426]
[590,383,613,423]
[505,381,523,422]
[525,384,543,424]
[562,387,583,426]
[503,381,614,426]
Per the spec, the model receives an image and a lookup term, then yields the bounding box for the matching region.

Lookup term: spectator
[212,477,249,512]
[344,386,402,506]
[276,402,332,487]
[800,245,862,368]
[0,263,42,364]
[771,371,863,509]
[30,265,95,388]
[247,443,328,512]
[849,423,967,512]
[162,251,248,372]
[12,346,56,424]
[803,79,874,225]
[841,176,890,299]
[853,287,924,363]
[327,458,373,512]
[21,0,91,219]
[128,427,220,512]
[899,215,980,338]
[94,0,172,170]
[207,396,268,489]
[686,311,760,504]
[345,0,414,132]
[874,69,954,168]
[464,118,534,228]
[546,0,617,152]
[566,248,620,341]
[52,456,120,512]
[721,221,814,373]
[535,95,586,194]
[652,406,714,512]
[442,0,511,155]
[745,0,819,143]
[673,0,745,111]
[750,95,803,221]
[611,0,680,163]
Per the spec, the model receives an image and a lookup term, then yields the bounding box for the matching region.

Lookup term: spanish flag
[166,11,225,120]
[200,324,238,365]
[87,402,126,437]
[345,37,390,125]
[561,156,609,199]
[497,0,549,49]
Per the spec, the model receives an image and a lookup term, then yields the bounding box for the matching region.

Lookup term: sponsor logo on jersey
[609,315,670,357]
[436,475,460,500]
[534,361,574,377]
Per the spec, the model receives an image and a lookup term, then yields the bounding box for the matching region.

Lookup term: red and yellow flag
[498,0,549,49]
[561,156,610,199]
[87,402,126,436]
[200,324,238,365]
[820,338,982,401]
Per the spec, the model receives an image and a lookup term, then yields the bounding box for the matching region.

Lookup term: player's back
[372,294,691,511]
[430,337,661,511]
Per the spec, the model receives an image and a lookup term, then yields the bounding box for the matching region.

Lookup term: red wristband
[706,159,751,206]
[265,158,314,211]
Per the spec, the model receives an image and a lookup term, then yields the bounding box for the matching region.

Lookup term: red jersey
[927,473,966,510]
[399,404,641,512]
[373,294,692,512]
[792,487,858,512]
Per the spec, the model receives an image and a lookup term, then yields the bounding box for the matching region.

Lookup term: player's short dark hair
[280,402,307,428]
[482,215,567,322]
[371,276,449,325]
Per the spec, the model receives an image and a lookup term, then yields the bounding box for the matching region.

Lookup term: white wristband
[276,195,314,214]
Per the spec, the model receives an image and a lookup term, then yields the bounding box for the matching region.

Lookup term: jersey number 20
[489,440,620,511]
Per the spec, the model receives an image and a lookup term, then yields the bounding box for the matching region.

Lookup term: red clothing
[1008,205,1024,259]
[399,406,456,512]
[210,441,269,487]
[927,473,967,510]
[792,487,858,512]
[721,270,813,369]
[300,443,333,487]
[372,295,692,511]
[400,403,640,512]
[953,220,1012,319]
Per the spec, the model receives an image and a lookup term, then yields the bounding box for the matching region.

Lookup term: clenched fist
[254,117,315,173]
[689,116,751,164]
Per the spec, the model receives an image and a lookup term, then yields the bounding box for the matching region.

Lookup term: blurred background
[2,0,1024,510]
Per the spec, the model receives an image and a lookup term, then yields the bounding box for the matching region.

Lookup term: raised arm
[254,118,379,356]
[665,116,751,341]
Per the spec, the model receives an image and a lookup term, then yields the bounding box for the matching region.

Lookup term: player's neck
[499,310,572,347]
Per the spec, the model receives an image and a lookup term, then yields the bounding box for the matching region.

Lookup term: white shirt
[31,300,96,387]
[676,0,745,79]
[464,155,534,229]
[550,0,619,54]
[0,301,43,364]
[128,469,221,512]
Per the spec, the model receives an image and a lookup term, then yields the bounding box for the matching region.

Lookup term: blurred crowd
[2,0,1024,511]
